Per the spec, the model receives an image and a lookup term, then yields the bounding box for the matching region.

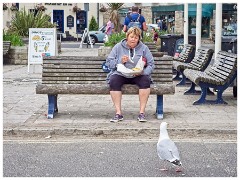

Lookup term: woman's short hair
[126,27,142,39]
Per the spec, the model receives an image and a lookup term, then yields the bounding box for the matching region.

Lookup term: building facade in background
[3,3,237,42]
[3,3,104,37]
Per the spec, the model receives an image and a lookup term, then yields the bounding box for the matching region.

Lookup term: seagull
[157,122,182,172]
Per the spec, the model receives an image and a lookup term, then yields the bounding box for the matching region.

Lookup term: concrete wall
[175,11,184,34]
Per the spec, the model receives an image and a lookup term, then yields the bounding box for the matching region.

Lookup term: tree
[89,16,98,31]
[106,3,124,13]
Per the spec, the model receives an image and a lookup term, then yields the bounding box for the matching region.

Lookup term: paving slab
[3,48,237,140]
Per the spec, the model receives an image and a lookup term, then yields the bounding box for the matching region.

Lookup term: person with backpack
[123,6,147,38]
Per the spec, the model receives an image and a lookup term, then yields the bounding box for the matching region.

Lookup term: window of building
[84,3,89,11]
[189,16,210,37]
[153,12,175,32]
[222,10,237,36]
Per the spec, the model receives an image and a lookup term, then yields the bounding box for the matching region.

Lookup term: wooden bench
[172,44,195,80]
[173,47,214,86]
[36,55,175,119]
[184,51,237,105]
[3,41,11,55]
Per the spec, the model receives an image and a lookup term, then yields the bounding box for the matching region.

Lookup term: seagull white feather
[157,122,182,170]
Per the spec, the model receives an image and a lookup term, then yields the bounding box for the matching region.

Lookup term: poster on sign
[28,28,57,72]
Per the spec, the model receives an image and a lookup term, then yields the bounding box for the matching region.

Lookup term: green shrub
[104,31,157,47]
[157,29,168,36]
[8,8,54,37]
[142,32,154,43]
[104,32,126,48]
[3,30,24,46]
[89,16,98,31]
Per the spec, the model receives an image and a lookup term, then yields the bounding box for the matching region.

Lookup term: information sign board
[28,28,57,72]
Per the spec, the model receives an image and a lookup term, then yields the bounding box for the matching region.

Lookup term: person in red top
[152,28,159,43]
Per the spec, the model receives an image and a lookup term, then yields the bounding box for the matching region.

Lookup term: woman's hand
[121,55,129,64]
[133,71,143,77]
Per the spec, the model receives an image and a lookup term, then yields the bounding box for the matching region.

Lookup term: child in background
[152,28,159,43]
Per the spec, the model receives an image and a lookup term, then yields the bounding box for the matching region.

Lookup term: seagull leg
[160,161,168,171]
[175,166,183,172]
[160,168,168,171]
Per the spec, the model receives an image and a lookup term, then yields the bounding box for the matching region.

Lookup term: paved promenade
[3,47,237,141]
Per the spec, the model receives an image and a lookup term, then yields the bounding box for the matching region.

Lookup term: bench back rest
[205,51,237,84]
[3,41,11,53]
[42,55,173,85]
[176,44,195,63]
[189,47,214,71]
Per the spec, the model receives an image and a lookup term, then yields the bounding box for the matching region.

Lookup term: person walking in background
[105,27,155,122]
[123,6,147,38]
[162,19,167,31]
[106,18,114,36]
[157,19,163,30]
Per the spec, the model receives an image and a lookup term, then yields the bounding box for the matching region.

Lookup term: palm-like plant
[8,8,54,37]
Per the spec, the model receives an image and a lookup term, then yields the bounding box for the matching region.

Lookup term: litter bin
[160,34,183,56]
[221,36,237,52]
[188,35,196,45]
[173,38,184,57]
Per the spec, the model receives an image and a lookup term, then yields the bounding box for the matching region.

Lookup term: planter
[21,37,29,45]
[73,6,81,12]
[8,46,28,65]
[99,8,107,12]
[3,4,8,10]
[98,46,112,57]
[36,6,46,11]
[10,5,18,11]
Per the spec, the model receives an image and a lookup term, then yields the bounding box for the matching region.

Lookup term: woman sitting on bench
[105,27,155,122]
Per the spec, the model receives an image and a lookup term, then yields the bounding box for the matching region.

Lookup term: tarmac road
[3,138,237,177]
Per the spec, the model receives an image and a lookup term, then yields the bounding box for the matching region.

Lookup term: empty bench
[173,47,214,86]
[184,51,237,105]
[36,55,175,119]
[3,41,11,55]
[173,44,195,80]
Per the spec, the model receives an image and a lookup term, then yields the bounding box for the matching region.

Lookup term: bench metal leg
[193,86,208,105]
[176,71,191,86]
[48,94,58,119]
[193,85,227,105]
[173,71,182,81]
[156,95,163,119]
[215,89,227,104]
[184,82,214,95]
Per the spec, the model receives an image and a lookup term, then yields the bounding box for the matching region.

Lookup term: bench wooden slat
[173,44,195,63]
[41,79,173,85]
[36,83,174,95]
[3,41,11,56]
[184,51,237,86]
